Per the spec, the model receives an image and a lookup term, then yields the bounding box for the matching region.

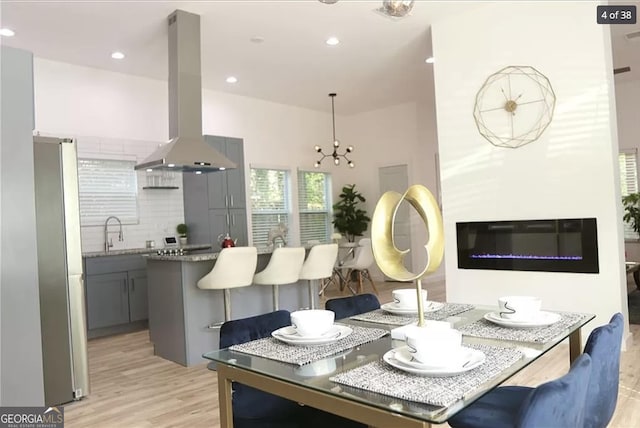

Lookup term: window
[298,170,332,244]
[619,150,638,239]
[78,159,138,226]
[250,168,290,246]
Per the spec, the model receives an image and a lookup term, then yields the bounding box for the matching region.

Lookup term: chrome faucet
[104,216,123,252]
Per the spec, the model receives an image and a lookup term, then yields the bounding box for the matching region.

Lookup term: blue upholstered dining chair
[449,313,625,428]
[582,312,624,428]
[325,293,381,320]
[219,310,366,428]
[448,353,593,428]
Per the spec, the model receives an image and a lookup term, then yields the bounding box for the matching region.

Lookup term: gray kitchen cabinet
[205,135,246,210]
[85,271,129,330]
[229,208,248,247]
[224,137,246,209]
[83,255,149,337]
[184,134,248,247]
[128,269,148,322]
[208,209,229,246]
[182,172,210,245]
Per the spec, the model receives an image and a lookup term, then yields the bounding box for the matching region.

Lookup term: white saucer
[484,311,562,328]
[272,325,352,346]
[381,301,444,315]
[277,325,341,340]
[383,346,485,377]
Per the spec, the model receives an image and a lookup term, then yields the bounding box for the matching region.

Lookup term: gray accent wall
[0,46,45,406]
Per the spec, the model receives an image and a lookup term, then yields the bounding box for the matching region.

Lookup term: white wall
[32,58,346,250]
[1,46,45,406]
[615,78,640,152]
[34,59,184,251]
[432,1,628,338]
[32,57,443,264]
[615,78,640,260]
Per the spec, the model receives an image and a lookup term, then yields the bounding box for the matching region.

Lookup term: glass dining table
[203,305,594,428]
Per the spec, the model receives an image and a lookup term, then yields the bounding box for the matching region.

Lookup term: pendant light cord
[330,93,337,143]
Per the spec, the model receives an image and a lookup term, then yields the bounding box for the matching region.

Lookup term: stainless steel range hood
[135,10,235,173]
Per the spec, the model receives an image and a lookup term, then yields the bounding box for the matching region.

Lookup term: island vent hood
[135,10,236,173]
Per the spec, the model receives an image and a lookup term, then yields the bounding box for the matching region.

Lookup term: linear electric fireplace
[456,218,599,273]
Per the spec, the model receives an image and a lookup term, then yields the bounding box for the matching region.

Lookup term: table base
[216,363,432,428]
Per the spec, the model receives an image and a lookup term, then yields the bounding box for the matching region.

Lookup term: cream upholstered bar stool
[299,243,339,309]
[253,247,306,311]
[197,246,258,326]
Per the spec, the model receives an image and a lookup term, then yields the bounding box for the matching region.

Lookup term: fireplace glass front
[456,218,599,273]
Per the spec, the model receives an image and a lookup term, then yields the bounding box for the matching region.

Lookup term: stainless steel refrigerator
[33,136,90,406]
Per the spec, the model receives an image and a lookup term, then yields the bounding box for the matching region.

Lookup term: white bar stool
[299,243,338,309]
[253,247,305,311]
[197,246,258,325]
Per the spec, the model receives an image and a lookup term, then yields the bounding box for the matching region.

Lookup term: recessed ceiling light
[425,57,435,64]
[326,37,340,46]
[111,51,125,60]
[226,76,238,84]
[0,28,15,37]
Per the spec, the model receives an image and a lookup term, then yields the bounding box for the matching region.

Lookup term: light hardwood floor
[64,279,640,427]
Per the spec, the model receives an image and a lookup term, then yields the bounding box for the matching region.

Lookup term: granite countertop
[145,246,275,262]
[82,244,212,258]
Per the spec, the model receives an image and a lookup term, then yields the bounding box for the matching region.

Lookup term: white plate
[383,346,485,377]
[484,311,562,328]
[381,301,444,315]
[272,325,352,346]
[277,325,341,340]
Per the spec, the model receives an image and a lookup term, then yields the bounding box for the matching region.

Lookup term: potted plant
[177,223,188,246]
[332,184,371,242]
[622,193,640,239]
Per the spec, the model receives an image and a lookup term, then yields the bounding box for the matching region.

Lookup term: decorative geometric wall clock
[473,65,556,149]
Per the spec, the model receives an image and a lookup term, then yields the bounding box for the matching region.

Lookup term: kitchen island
[145,248,310,367]
[82,244,212,339]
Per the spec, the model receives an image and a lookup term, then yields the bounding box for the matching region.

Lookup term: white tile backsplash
[74,135,185,252]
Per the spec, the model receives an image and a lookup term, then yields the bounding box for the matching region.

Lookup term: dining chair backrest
[219,310,304,425]
[197,246,258,290]
[517,353,592,428]
[582,312,624,428]
[343,238,374,270]
[325,294,380,320]
[219,309,291,348]
[299,243,339,281]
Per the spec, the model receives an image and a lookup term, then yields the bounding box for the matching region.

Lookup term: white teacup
[405,327,463,366]
[290,309,335,337]
[392,288,428,309]
[498,296,542,321]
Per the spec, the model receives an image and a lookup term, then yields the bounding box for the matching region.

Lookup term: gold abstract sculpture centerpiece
[371,185,444,327]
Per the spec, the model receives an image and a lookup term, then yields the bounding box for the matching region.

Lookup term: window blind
[250,168,290,247]
[619,150,638,240]
[298,170,332,244]
[78,159,139,226]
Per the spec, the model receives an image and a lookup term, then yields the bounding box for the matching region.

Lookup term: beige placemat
[331,344,523,407]
[458,312,588,343]
[229,325,388,366]
[350,303,475,326]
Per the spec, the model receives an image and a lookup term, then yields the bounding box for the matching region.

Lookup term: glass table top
[203,305,594,424]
